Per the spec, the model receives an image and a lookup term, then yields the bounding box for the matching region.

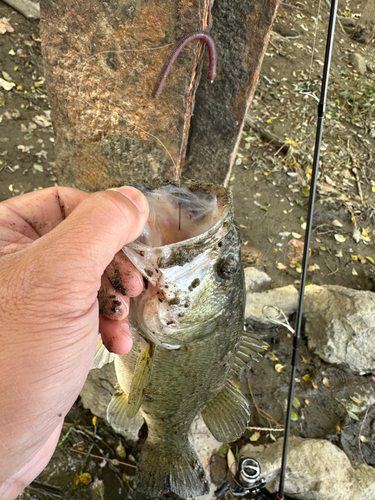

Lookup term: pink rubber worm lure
[153,31,216,98]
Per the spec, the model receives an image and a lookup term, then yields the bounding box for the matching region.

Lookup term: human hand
[0,186,149,499]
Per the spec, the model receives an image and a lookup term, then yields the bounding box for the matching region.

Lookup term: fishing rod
[277,0,338,498]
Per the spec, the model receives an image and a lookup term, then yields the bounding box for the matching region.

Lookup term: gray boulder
[349,53,367,75]
[244,267,272,293]
[241,437,375,500]
[245,284,298,328]
[304,285,375,374]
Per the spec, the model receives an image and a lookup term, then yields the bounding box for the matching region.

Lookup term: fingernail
[109,186,148,213]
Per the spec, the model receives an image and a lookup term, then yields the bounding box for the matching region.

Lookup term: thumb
[34,186,149,284]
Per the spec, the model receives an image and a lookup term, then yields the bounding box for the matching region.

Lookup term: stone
[241,437,375,500]
[244,266,272,293]
[349,53,367,75]
[245,284,298,328]
[304,285,375,374]
[80,362,117,421]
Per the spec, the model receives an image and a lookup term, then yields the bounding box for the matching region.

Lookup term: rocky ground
[1,0,375,499]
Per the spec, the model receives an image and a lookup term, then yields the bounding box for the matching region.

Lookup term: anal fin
[107,389,144,434]
[202,380,250,442]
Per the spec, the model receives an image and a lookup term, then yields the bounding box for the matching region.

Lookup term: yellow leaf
[305,399,310,406]
[292,232,302,238]
[362,229,369,237]
[337,425,341,432]
[372,186,375,193]
[352,268,358,276]
[323,377,332,387]
[269,353,279,361]
[78,473,92,485]
[250,431,261,442]
[276,262,287,270]
[275,364,286,373]
[73,475,80,486]
[351,255,358,261]
[360,435,369,443]
[92,416,97,426]
[366,256,375,265]
[311,381,318,389]
[302,374,310,381]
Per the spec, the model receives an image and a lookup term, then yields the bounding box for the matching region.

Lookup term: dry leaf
[276,262,287,270]
[249,431,261,442]
[352,268,358,276]
[302,374,310,381]
[0,78,15,91]
[33,115,52,127]
[0,19,14,35]
[275,364,286,373]
[334,234,346,243]
[311,381,318,389]
[269,353,279,361]
[227,449,237,475]
[323,377,332,387]
[332,219,343,227]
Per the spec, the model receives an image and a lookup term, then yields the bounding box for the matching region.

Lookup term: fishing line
[277,1,338,499]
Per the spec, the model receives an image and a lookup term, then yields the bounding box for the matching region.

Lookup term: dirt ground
[1,0,375,499]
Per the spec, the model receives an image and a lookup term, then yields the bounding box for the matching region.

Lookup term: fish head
[123,183,244,349]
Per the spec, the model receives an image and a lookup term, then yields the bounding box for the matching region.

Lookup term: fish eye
[216,253,238,279]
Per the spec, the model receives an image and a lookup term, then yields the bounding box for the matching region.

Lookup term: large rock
[80,362,117,421]
[304,285,375,374]
[245,285,298,327]
[241,437,375,500]
[244,267,272,293]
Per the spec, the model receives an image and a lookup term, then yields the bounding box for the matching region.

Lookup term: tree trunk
[352,0,375,43]
[40,0,280,190]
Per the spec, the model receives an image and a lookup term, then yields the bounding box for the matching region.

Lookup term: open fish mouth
[123,181,238,348]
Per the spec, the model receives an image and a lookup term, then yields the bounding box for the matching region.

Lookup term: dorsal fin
[231,330,267,376]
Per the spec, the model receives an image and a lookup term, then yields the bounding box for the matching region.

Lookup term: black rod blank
[277,1,338,498]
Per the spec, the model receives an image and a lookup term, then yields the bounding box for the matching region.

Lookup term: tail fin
[134,439,209,498]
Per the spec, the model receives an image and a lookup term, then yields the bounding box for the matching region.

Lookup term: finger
[99,316,133,354]
[30,186,149,289]
[105,251,144,297]
[0,186,89,238]
[98,274,129,321]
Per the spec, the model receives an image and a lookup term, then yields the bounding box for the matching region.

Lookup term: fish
[93,180,263,498]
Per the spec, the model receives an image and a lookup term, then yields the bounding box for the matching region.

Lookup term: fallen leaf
[292,232,302,238]
[352,268,358,276]
[33,163,44,172]
[311,381,318,389]
[323,377,332,387]
[0,19,14,34]
[302,374,310,381]
[78,472,92,485]
[292,397,300,409]
[290,412,298,421]
[347,411,359,421]
[350,396,364,405]
[227,449,237,475]
[269,353,279,361]
[33,114,52,128]
[332,219,343,227]
[360,435,369,443]
[275,364,286,373]
[337,425,341,432]
[250,431,261,442]
[0,78,15,91]
[366,257,375,265]
[334,234,347,243]
[276,262,287,270]
[305,399,310,406]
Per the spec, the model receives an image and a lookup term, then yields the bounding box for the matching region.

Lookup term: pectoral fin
[107,389,144,434]
[125,341,155,418]
[231,330,266,375]
[91,335,116,369]
[202,380,250,442]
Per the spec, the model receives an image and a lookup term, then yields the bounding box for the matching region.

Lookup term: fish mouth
[122,182,233,348]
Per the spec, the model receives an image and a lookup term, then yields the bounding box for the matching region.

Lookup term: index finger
[0,186,89,239]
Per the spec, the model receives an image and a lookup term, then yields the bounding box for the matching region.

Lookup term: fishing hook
[153,31,216,98]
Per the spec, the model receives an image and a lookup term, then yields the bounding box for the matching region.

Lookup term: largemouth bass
[93,181,262,498]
